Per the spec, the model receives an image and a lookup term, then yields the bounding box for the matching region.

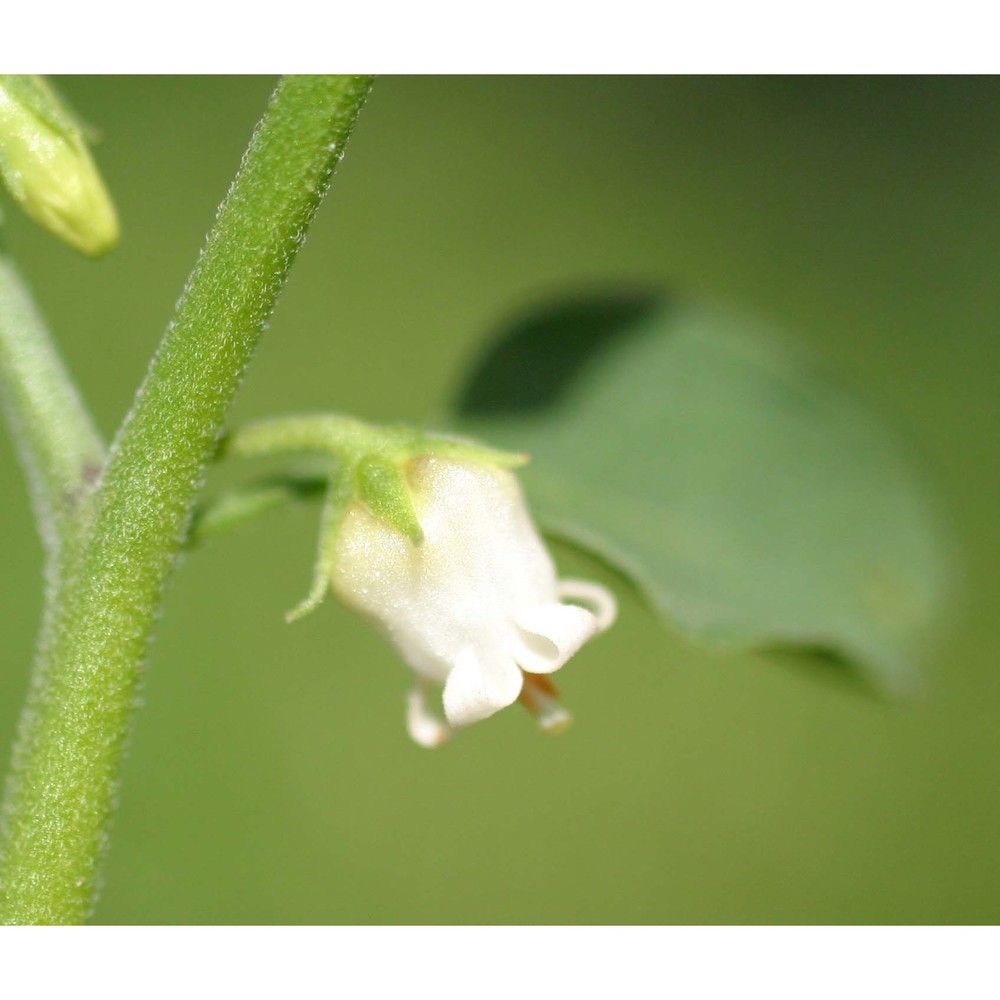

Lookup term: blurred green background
[0,77,996,924]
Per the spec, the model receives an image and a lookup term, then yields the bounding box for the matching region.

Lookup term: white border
[0,2,996,74]
[1,926,998,998]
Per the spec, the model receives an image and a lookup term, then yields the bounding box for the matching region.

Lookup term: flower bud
[0,76,118,257]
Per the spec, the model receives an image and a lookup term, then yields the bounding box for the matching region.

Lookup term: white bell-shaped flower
[331,456,617,747]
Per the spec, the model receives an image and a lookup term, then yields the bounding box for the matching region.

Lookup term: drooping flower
[330,455,616,747]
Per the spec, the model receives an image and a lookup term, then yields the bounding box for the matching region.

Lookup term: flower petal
[406,682,452,748]
[443,647,524,727]
[512,603,600,674]
[556,578,618,632]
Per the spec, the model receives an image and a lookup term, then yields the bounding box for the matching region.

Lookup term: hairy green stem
[0,250,104,559]
[227,413,394,460]
[0,74,373,924]
[226,414,526,468]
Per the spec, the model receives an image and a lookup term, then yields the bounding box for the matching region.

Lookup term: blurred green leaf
[449,294,950,693]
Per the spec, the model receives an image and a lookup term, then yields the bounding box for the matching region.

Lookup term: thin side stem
[226,413,383,460]
[0,75,373,924]
[0,250,104,559]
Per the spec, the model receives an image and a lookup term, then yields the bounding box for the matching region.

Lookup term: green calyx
[357,453,423,545]
[216,414,528,621]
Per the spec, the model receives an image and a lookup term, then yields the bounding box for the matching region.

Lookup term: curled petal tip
[514,603,599,674]
[557,578,618,632]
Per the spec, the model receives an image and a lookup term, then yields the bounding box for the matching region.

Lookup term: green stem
[225,414,527,468]
[0,250,104,559]
[0,74,373,924]
[226,413,392,461]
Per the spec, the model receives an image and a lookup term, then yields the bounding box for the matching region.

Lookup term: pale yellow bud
[0,76,118,257]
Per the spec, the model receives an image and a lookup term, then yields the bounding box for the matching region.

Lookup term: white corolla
[331,455,617,747]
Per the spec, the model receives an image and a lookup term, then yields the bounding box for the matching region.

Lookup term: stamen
[519,673,572,734]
